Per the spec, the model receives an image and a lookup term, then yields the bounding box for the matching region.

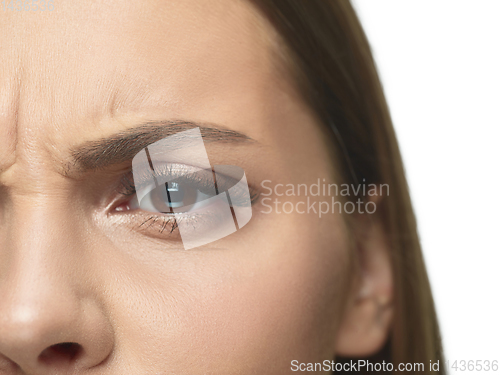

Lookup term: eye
[133,180,215,214]
[112,163,257,248]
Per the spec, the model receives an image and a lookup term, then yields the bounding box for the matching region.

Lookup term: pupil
[165,182,184,204]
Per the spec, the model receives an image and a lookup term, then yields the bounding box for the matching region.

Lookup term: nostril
[38,342,82,366]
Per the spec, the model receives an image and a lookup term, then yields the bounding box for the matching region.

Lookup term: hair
[250,0,445,373]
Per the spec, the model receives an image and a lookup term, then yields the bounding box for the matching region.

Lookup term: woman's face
[0,1,363,373]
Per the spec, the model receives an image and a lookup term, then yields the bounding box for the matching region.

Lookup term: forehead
[0,0,284,171]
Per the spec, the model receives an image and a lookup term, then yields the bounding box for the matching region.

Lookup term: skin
[0,1,393,374]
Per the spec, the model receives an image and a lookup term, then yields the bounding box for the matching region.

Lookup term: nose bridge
[0,193,81,336]
[4,187,83,264]
[0,191,115,372]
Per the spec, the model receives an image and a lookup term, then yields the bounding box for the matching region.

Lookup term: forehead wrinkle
[5,71,177,179]
[0,0,287,178]
[0,69,22,175]
[102,69,184,119]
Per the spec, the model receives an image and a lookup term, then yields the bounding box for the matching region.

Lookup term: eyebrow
[65,120,254,176]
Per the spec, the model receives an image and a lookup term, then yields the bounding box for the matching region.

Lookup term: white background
[352,1,500,372]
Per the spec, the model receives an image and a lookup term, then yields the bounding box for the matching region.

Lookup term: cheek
[103,211,350,373]
[197,241,346,366]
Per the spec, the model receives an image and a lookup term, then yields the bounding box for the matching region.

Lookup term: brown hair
[251,0,445,372]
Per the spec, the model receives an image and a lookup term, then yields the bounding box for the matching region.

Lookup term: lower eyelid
[112,196,241,243]
[107,210,185,241]
[139,215,181,235]
[135,210,221,242]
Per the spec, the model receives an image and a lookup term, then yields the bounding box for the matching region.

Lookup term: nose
[0,199,115,374]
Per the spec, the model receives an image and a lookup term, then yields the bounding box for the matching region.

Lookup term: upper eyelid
[114,163,211,197]
[115,160,260,203]
[131,162,211,190]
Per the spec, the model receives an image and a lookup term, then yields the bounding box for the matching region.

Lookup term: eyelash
[138,214,180,235]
